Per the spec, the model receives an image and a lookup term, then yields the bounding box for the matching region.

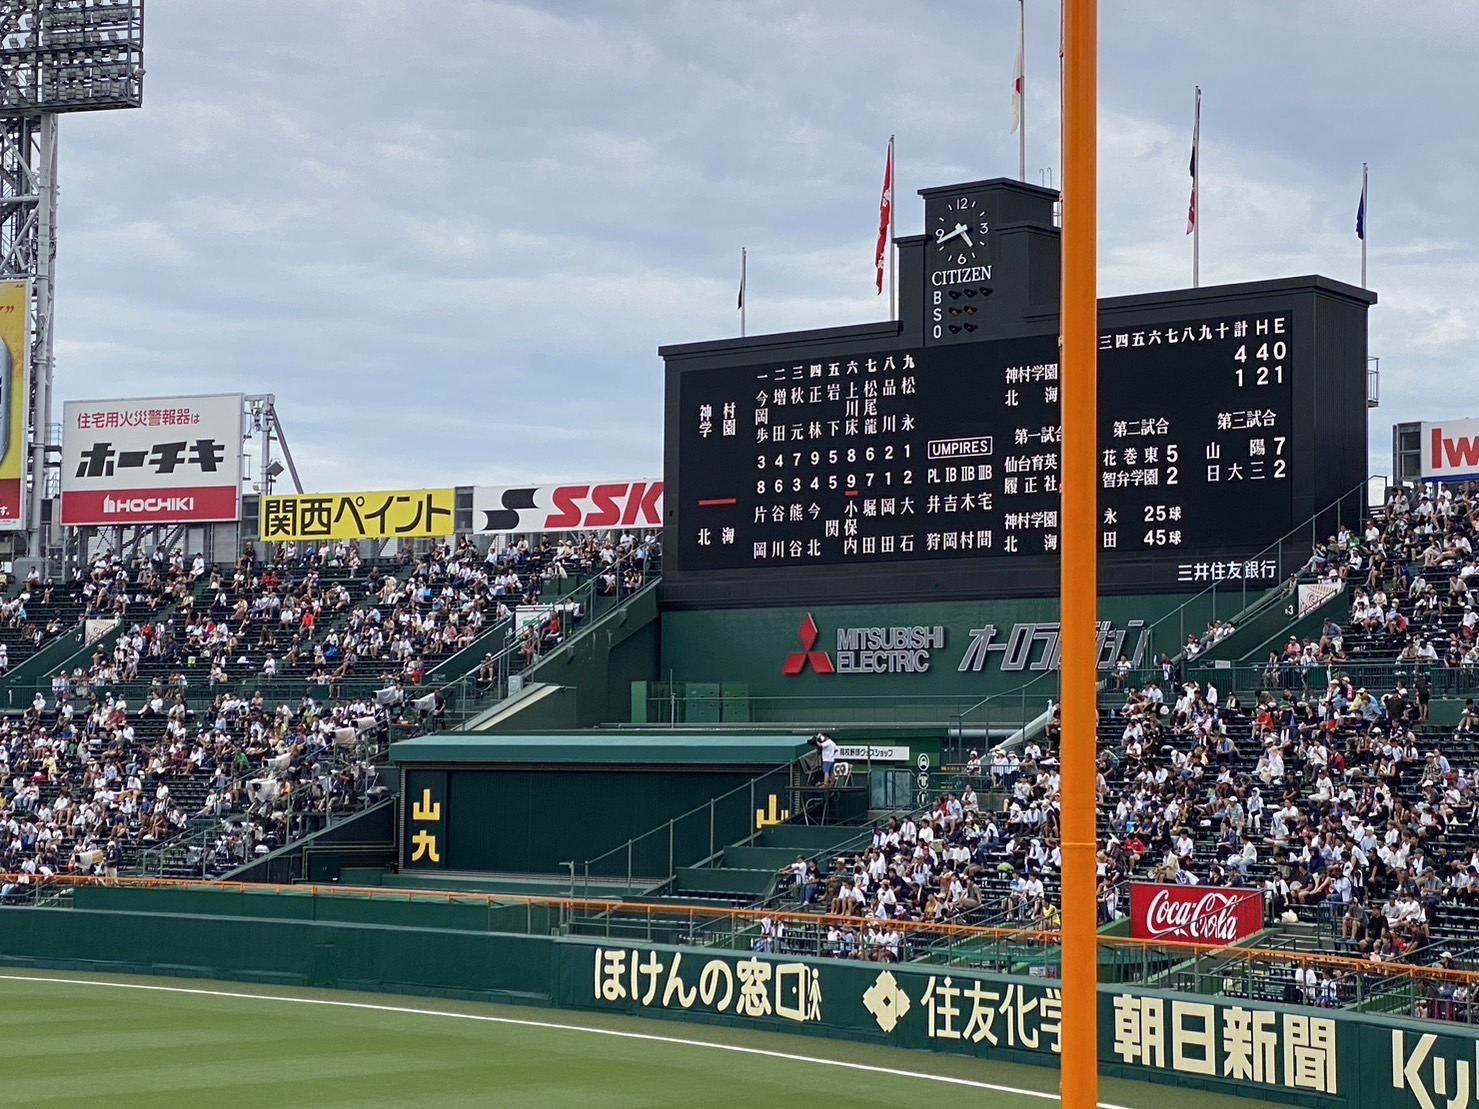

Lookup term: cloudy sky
[49,0,1476,491]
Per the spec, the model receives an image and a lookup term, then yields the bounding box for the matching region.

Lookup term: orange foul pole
[1059,0,1099,1108]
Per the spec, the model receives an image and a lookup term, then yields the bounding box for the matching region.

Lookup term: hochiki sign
[60,392,244,526]
[0,280,27,529]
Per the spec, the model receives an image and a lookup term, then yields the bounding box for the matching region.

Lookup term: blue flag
[1356,181,1366,241]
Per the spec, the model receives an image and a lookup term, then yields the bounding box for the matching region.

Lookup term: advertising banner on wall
[1129,883,1264,945]
[1298,582,1343,616]
[0,279,28,530]
[84,618,119,645]
[1421,418,1479,482]
[60,392,243,526]
[473,480,663,534]
[562,942,1423,1105]
[260,488,455,542]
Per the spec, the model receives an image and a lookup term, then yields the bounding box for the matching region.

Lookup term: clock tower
[918,179,1059,346]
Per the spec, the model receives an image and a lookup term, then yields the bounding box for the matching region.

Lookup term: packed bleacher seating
[0,544,407,888]
[1076,484,1479,1012]
[758,487,1479,1013]
[0,527,665,889]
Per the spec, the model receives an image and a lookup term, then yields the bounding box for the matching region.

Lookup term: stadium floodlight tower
[0,0,143,566]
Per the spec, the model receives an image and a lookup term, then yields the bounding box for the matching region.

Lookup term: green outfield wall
[659,592,1235,708]
[0,890,1472,1109]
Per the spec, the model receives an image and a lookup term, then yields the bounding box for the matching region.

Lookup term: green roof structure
[389,732,811,767]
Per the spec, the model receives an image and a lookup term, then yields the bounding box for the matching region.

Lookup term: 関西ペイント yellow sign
[259,488,455,542]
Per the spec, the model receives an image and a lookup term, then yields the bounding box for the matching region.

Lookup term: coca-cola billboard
[1128,883,1263,945]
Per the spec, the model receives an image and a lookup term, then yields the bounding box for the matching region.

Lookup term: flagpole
[1192,85,1201,289]
[889,136,897,320]
[740,247,747,337]
[1361,163,1368,289]
[874,136,894,315]
[1018,0,1026,182]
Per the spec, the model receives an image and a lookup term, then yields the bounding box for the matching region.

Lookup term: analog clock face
[932,196,989,267]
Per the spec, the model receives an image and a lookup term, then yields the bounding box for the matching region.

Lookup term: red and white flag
[875,136,893,294]
[1186,86,1200,235]
[1011,17,1024,133]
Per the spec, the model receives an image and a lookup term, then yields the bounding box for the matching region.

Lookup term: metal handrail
[1134,475,1380,661]
[130,733,387,877]
[421,572,660,734]
[576,753,820,896]
[14,871,1479,998]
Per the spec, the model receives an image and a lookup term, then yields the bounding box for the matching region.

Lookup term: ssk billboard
[60,393,244,526]
[473,480,663,534]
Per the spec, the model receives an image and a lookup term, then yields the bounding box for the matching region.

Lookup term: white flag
[1011,16,1024,133]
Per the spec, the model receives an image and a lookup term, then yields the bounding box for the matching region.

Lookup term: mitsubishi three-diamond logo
[862,970,911,1033]
[782,613,835,675]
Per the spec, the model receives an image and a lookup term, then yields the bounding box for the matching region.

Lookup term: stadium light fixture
[0,0,144,114]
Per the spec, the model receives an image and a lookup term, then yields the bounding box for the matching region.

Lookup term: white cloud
[37,0,1479,491]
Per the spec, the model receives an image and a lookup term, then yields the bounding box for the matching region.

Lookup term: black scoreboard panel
[661,239,1374,611]
[676,310,1294,578]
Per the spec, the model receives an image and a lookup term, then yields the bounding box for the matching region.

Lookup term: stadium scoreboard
[678,311,1293,573]
[661,178,1373,606]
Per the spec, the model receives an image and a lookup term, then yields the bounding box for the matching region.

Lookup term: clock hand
[959,229,974,248]
[937,223,969,246]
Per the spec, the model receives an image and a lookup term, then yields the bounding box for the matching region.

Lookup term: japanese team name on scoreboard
[60,392,244,526]
[677,312,1294,581]
[260,488,454,542]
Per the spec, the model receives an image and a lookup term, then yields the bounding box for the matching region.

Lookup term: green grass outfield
[0,969,1292,1108]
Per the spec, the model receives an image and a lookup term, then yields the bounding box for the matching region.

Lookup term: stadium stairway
[670,823,880,906]
[1188,580,1347,673]
[450,576,659,733]
[418,569,612,688]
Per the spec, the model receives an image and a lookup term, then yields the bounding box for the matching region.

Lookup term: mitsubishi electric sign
[782,611,1153,677]
[783,613,946,675]
[835,625,946,673]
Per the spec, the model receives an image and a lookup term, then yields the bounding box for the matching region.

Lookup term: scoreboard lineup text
[678,311,1294,583]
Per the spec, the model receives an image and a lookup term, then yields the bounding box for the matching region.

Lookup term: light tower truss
[0,0,143,563]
